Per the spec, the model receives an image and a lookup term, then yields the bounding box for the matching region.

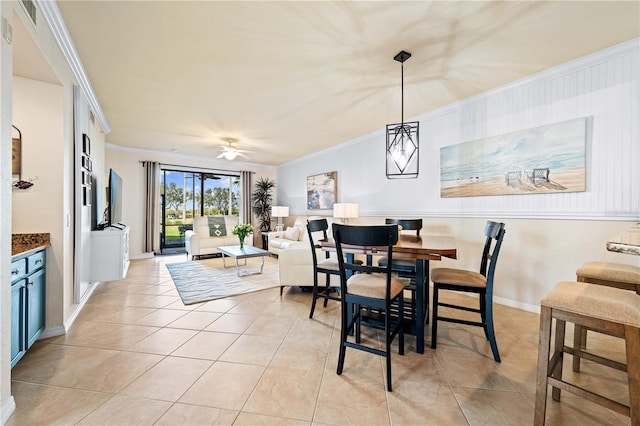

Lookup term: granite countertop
[606,223,640,256]
[12,233,51,258]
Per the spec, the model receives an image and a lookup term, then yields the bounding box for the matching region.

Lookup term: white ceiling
[28,1,640,165]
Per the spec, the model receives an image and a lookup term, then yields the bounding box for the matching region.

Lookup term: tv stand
[90,225,130,281]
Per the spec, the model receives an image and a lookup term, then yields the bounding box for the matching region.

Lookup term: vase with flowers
[232,223,253,249]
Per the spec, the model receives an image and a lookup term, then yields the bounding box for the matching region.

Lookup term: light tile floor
[8,255,632,425]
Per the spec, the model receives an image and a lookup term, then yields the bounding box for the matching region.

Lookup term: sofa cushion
[284,226,301,241]
[207,216,227,237]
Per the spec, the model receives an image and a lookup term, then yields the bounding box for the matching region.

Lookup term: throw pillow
[284,226,300,241]
[207,216,227,237]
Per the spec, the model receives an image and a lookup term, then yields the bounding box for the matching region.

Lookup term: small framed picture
[82,134,91,155]
[83,186,91,206]
[82,171,92,186]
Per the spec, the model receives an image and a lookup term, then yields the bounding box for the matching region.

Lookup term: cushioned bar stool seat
[534,281,640,425]
[573,261,640,372]
[576,261,640,293]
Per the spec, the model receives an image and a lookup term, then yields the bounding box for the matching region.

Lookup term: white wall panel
[279,39,639,220]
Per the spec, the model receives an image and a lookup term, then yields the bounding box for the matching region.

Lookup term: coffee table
[218,245,270,276]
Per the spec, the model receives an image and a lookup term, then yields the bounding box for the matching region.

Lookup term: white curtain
[240,170,253,225]
[142,161,160,253]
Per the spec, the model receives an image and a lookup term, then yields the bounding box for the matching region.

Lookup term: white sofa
[185,215,253,260]
[275,216,340,289]
[267,216,313,255]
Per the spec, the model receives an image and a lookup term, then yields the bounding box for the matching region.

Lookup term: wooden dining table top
[320,234,457,261]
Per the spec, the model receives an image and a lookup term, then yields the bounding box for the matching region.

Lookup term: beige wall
[284,215,639,312]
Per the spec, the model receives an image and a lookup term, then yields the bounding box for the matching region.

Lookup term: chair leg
[309,272,319,319]
[398,295,405,356]
[572,324,583,372]
[480,292,489,339]
[552,318,566,402]
[323,274,330,308]
[385,300,392,392]
[337,301,349,376]
[280,285,284,296]
[431,284,439,349]
[625,324,640,423]
[485,293,501,362]
[534,306,553,426]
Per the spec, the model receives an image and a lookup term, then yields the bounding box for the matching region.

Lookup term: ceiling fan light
[222,150,239,161]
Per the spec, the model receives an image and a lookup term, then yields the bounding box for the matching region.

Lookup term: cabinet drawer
[11,258,27,284]
[28,250,46,273]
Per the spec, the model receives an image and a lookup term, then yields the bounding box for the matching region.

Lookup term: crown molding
[35,0,110,133]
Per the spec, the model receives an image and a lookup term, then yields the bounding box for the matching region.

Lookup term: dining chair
[377,218,423,274]
[534,280,640,425]
[333,223,408,391]
[377,218,423,325]
[430,220,506,362]
[306,218,340,318]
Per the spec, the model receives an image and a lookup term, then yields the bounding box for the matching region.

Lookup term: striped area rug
[165,256,279,305]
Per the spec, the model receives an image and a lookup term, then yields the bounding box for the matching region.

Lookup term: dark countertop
[12,233,51,259]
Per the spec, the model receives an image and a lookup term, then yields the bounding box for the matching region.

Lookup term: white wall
[12,76,65,328]
[277,39,640,311]
[106,146,277,259]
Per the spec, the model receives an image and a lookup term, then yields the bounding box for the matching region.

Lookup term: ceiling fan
[216,138,251,161]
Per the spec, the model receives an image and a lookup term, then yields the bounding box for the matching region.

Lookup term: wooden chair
[306,218,340,318]
[572,261,640,371]
[378,218,423,273]
[534,281,640,425]
[430,220,505,362]
[378,218,423,326]
[333,223,407,391]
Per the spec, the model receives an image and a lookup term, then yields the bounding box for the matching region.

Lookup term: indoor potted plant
[251,177,275,232]
[232,223,253,249]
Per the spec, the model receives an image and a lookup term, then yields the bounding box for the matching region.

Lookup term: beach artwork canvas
[307,171,337,209]
[440,117,587,198]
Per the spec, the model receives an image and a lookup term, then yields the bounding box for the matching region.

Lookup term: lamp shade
[333,203,359,219]
[271,206,289,218]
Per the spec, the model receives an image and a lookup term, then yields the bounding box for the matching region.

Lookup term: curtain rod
[139,161,255,175]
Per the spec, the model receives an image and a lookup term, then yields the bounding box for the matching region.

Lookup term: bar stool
[534,281,640,425]
[573,261,640,371]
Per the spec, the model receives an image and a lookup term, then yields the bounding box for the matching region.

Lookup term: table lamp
[271,206,289,232]
[333,203,359,225]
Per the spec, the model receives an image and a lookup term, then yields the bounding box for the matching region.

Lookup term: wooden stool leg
[625,325,640,424]
[572,324,587,372]
[535,305,553,426]
[552,318,566,402]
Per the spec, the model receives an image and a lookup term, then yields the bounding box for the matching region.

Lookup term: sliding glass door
[160,169,239,252]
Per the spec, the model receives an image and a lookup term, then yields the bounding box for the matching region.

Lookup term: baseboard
[1,395,16,425]
[39,325,66,339]
[493,295,540,314]
[131,252,155,260]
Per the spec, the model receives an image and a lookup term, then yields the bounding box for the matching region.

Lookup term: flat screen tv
[106,168,123,228]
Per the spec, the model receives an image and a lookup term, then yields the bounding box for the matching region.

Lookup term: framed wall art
[307,171,337,209]
[440,117,587,198]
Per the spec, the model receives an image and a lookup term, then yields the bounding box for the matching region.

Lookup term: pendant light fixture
[386,50,419,179]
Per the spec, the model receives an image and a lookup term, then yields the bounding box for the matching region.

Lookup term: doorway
[160,169,239,252]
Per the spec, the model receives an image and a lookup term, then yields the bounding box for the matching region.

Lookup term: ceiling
[24,1,640,165]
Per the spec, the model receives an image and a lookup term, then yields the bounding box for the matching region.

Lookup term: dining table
[321,232,457,353]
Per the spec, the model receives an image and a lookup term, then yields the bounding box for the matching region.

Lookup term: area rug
[165,256,279,305]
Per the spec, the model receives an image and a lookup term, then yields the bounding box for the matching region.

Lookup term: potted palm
[251,177,275,232]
